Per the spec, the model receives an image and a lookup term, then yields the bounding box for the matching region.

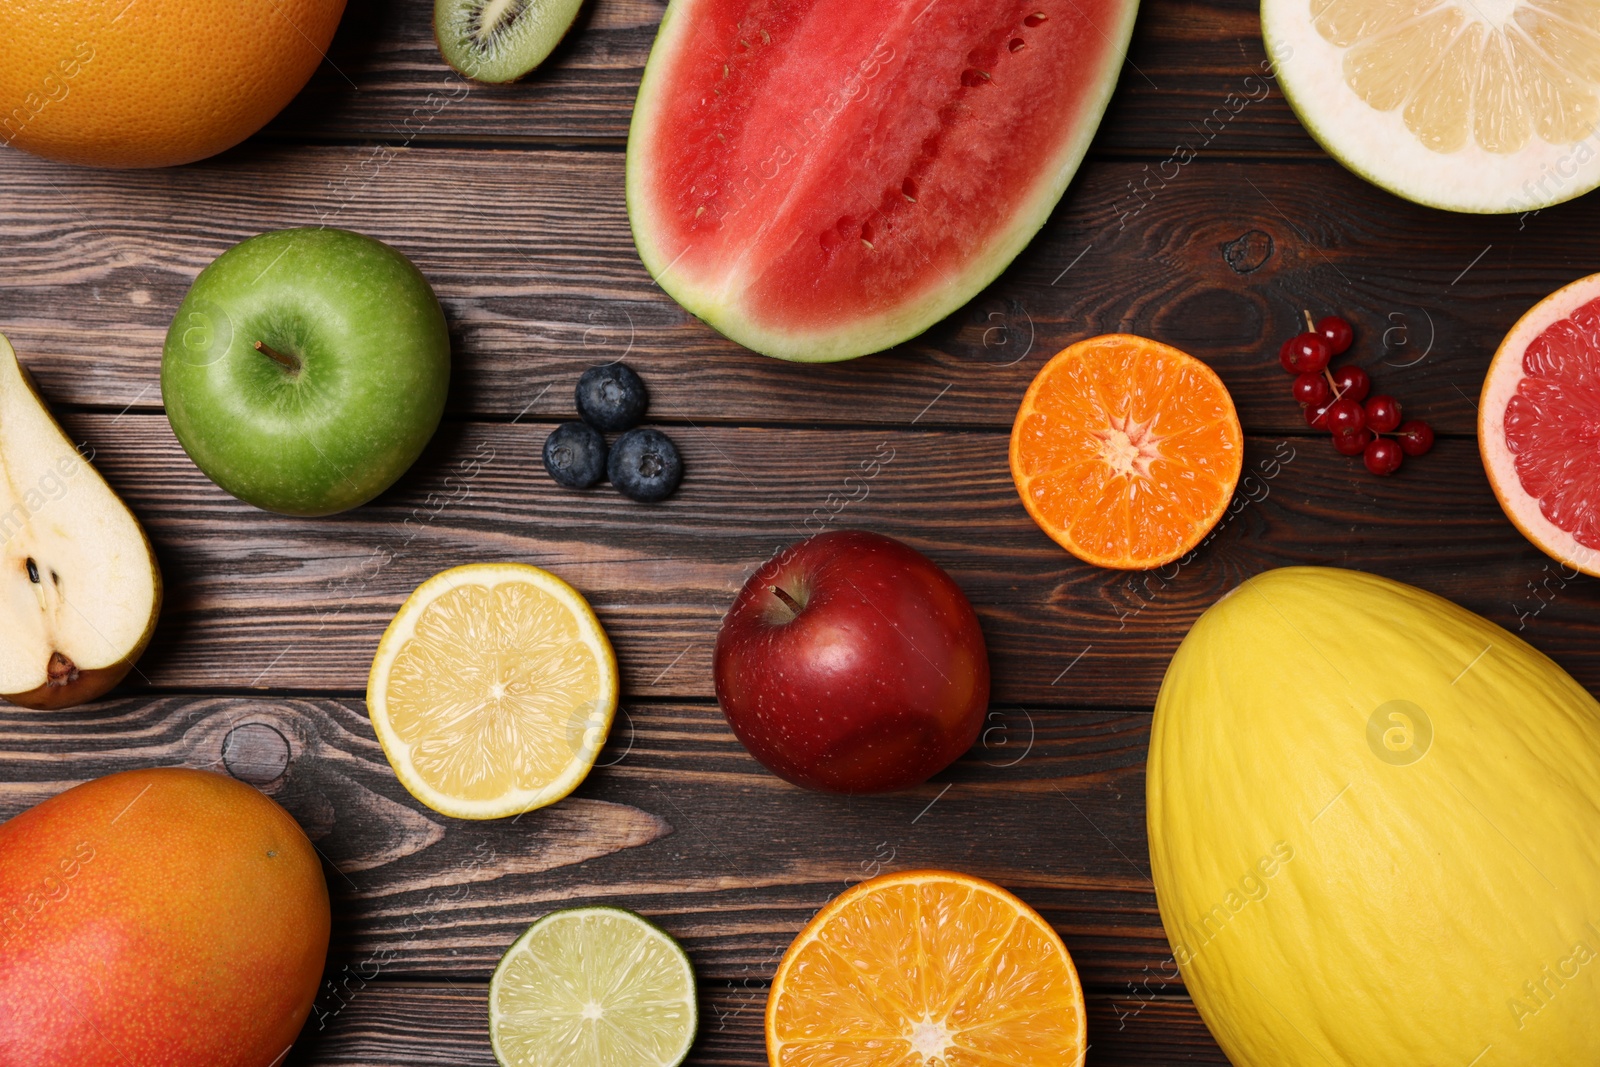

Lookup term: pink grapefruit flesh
[626,0,1139,362]
[1481,272,1600,576]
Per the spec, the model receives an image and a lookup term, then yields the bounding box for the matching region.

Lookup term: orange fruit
[0,0,346,169]
[1010,334,1243,570]
[1480,271,1600,577]
[765,869,1086,1067]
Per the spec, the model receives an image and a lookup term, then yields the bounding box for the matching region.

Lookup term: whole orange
[0,767,331,1066]
[0,0,347,168]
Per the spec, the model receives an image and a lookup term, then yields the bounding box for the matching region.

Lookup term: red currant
[1333,428,1373,456]
[1316,315,1354,356]
[1329,365,1370,404]
[1396,419,1434,457]
[1305,399,1333,430]
[1280,333,1331,375]
[1364,437,1403,476]
[1292,372,1332,407]
[1326,396,1366,437]
[1363,395,1401,433]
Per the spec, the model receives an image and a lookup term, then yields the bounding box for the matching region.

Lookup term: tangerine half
[766,870,1087,1067]
[1010,334,1243,569]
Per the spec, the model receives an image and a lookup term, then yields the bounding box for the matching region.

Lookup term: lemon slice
[490,906,698,1067]
[366,563,617,820]
[1264,0,1600,211]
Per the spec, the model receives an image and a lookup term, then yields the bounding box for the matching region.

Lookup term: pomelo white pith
[1263,0,1600,213]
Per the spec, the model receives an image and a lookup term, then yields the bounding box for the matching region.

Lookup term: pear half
[0,335,161,709]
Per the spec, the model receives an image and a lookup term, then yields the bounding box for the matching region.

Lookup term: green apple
[161,228,451,516]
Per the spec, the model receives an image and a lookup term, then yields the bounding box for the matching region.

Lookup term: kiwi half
[434,0,585,84]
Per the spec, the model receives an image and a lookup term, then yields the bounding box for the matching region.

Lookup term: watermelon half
[626,0,1139,362]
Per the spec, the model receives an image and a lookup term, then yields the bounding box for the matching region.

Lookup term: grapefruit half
[1262,0,1600,213]
[1481,272,1600,575]
[626,0,1139,362]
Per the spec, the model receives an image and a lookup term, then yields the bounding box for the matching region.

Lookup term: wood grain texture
[61,413,1600,704]
[259,0,1307,165]
[281,983,1229,1065]
[0,696,1165,988]
[5,143,1597,432]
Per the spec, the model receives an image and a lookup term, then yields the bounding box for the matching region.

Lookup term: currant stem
[254,340,302,373]
[1303,309,1317,333]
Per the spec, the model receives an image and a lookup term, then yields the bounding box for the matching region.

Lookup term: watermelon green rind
[627,0,1139,362]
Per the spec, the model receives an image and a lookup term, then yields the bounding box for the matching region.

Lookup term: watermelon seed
[861,220,876,245]
[740,38,751,48]
[1024,12,1048,25]
[760,28,771,43]
[1009,37,1026,51]
[960,68,992,87]
[902,177,918,202]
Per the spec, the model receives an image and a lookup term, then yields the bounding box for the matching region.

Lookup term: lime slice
[490,907,697,1067]
[366,562,618,820]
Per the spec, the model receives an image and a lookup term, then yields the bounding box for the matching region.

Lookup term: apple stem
[770,585,803,617]
[254,340,302,373]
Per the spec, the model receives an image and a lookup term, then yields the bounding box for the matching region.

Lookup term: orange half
[765,870,1086,1067]
[1010,334,1243,569]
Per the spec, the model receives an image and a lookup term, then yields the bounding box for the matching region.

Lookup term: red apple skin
[0,768,330,1067]
[714,530,990,793]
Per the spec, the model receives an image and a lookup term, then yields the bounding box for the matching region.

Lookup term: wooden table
[5,0,1600,1062]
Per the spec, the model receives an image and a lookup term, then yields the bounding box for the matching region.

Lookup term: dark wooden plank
[60,413,1600,704]
[261,0,1310,164]
[283,983,1228,1065]
[5,145,1592,432]
[0,696,1166,988]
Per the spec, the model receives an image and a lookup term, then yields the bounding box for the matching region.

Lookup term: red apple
[714,530,990,793]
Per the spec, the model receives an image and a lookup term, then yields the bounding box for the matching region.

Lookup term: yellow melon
[1148,566,1600,1065]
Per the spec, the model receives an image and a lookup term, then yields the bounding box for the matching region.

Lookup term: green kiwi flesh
[434,0,585,84]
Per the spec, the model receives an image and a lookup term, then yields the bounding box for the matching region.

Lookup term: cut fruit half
[626,0,1140,361]
[490,906,698,1067]
[1010,335,1244,570]
[434,0,586,83]
[366,562,618,819]
[1263,0,1600,212]
[1481,271,1600,575]
[766,869,1087,1067]
[0,334,162,709]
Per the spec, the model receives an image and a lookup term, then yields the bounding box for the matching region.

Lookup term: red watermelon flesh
[627,0,1138,362]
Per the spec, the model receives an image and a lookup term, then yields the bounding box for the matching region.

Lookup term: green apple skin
[161,228,451,517]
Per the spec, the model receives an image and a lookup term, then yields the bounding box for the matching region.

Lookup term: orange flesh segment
[768,871,1086,1067]
[1010,335,1243,569]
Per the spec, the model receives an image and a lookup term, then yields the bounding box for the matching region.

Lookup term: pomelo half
[1481,271,1600,575]
[626,0,1139,362]
[1262,0,1600,213]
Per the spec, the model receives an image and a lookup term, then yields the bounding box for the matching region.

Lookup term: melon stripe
[627,0,1139,362]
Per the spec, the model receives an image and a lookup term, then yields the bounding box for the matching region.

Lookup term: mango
[0,768,329,1066]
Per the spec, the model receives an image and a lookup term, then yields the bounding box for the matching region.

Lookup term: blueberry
[608,428,682,502]
[542,422,607,489]
[576,363,648,432]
